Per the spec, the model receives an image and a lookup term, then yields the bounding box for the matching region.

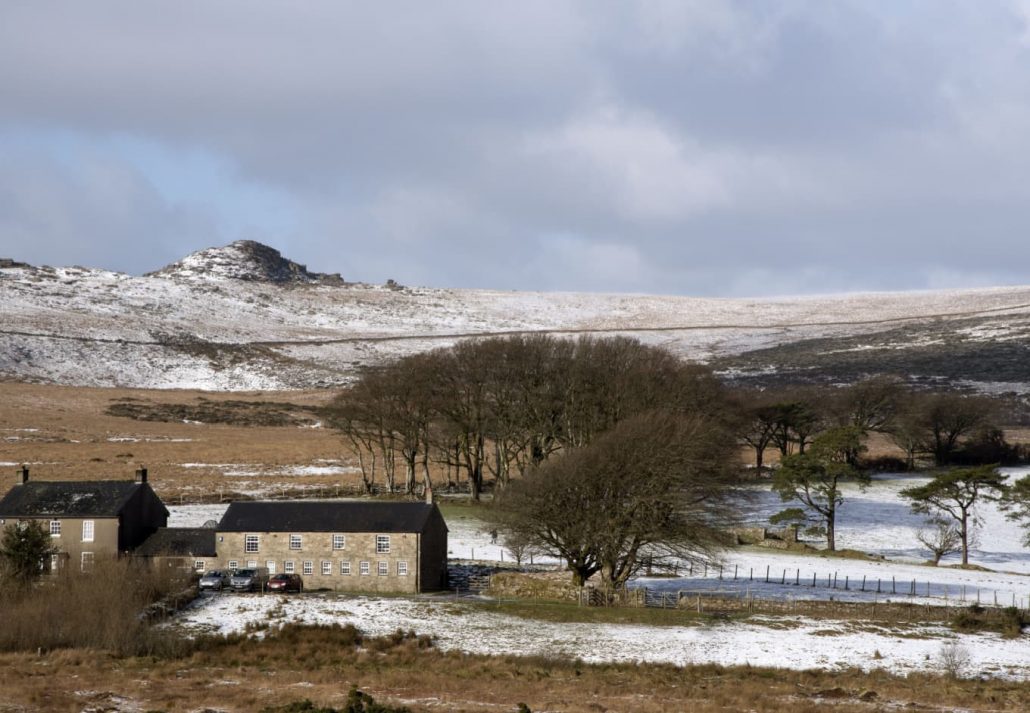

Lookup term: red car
[266,573,303,593]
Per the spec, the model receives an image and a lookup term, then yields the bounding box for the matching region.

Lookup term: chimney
[17,465,28,485]
[135,466,148,484]
[424,481,434,505]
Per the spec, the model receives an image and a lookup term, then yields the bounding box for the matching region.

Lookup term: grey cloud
[1,1,1030,295]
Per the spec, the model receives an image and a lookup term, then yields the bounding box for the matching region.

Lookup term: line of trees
[324,335,726,500]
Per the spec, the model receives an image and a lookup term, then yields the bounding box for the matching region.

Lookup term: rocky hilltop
[1,241,1030,392]
[145,240,345,285]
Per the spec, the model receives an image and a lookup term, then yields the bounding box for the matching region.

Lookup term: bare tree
[916,518,963,565]
[496,409,739,600]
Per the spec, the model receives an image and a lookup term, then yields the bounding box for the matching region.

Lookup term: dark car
[229,568,268,592]
[267,573,303,593]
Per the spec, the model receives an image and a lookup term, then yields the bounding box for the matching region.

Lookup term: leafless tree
[916,518,964,565]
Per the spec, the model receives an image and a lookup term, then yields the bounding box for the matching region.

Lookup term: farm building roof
[0,480,162,518]
[135,528,217,558]
[217,501,445,533]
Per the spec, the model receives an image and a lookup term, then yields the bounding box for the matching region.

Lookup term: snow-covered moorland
[4,241,1030,390]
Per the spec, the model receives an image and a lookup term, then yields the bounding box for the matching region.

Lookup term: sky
[2,1,1030,297]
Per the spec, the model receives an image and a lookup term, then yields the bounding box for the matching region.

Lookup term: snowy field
[175,593,1030,680]
[168,472,1030,679]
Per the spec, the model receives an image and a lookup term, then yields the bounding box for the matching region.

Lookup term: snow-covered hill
[2,241,1030,390]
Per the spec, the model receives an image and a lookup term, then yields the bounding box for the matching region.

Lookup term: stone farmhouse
[0,467,168,572]
[215,500,448,593]
[0,467,449,593]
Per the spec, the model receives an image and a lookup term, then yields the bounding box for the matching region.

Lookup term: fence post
[795,568,799,586]
[844,576,848,591]
[749,567,753,581]
[892,576,896,594]
[861,575,865,592]
[812,572,816,587]
[765,565,769,583]
[781,569,786,585]
[734,565,738,580]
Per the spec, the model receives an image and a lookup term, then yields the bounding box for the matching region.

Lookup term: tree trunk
[826,508,836,551]
[960,511,969,565]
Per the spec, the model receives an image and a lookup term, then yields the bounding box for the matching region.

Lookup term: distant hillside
[2,241,1030,393]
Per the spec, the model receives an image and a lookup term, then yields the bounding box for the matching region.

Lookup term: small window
[81,552,94,572]
[302,560,313,576]
[332,534,346,550]
[50,553,61,572]
[228,560,238,572]
[247,560,257,569]
[244,534,259,553]
[284,560,295,574]
[376,535,390,554]
[290,534,302,550]
[194,560,206,573]
[266,560,277,575]
[49,520,61,537]
[397,561,408,576]
[82,520,94,543]
[377,561,388,576]
[340,561,351,576]
[359,561,370,576]
[321,561,332,575]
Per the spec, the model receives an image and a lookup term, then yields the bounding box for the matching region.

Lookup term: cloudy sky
[2,1,1030,297]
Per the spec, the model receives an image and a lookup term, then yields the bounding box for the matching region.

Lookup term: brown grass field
[1,625,1029,713]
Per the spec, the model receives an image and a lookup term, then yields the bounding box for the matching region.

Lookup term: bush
[950,605,1026,638]
[0,558,190,655]
[260,685,412,713]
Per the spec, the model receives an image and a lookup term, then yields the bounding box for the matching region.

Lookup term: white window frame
[340,561,351,575]
[244,534,259,553]
[49,520,61,537]
[302,560,313,576]
[246,560,257,569]
[397,561,408,576]
[228,560,238,572]
[332,534,346,550]
[266,560,277,575]
[321,560,332,575]
[194,560,206,572]
[284,560,295,574]
[376,535,390,554]
[81,520,94,543]
[81,552,94,572]
[359,561,370,576]
[290,534,302,550]
[50,553,61,572]
[377,561,388,576]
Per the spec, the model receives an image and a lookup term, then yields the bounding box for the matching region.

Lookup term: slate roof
[0,481,159,518]
[135,528,217,557]
[217,501,445,533]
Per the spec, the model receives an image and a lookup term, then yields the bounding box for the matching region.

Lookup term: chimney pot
[17,465,28,485]
[135,466,148,484]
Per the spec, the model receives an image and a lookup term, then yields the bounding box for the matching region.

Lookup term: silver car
[198,570,229,591]
[229,568,268,592]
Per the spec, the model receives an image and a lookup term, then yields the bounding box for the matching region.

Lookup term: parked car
[198,570,229,591]
[267,573,303,593]
[229,568,268,592]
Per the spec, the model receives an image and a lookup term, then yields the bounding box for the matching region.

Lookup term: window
[80,552,94,572]
[247,560,257,569]
[245,534,259,553]
[228,560,238,572]
[49,520,61,537]
[284,560,295,574]
[377,561,388,576]
[290,534,302,550]
[194,561,206,572]
[302,561,313,576]
[266,560,277,575]
[376,535,390,554]
[340,561,351,575]
[332,534,345,550]
[82,520,94,543]
[359,561,370,576]
[50,553,61,572]
[321,561,332,575]
[397,561,408,576]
